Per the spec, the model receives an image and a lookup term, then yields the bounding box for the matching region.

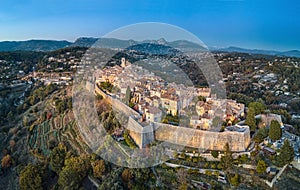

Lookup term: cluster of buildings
[97,58,245,130]
[47,53,83,70]
[33,72,73,85]
[95,58,251,150]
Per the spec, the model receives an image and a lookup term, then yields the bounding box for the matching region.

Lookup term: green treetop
[248,101,266,115]
[276,140,294,167]
[269,120,282,141]
[245,107,256,132]
[256,160,267,174]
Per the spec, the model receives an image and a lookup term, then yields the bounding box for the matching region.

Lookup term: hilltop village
[96,58,249,151]
[94,57,300,186]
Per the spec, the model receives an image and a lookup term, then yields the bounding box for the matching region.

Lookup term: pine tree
[125,86,131,105]
[269,120,282,141]
[276,140,294,167]
[220,143,233,171]
[245,107,256,132]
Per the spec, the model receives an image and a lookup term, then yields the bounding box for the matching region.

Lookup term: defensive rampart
[153,123,250,152]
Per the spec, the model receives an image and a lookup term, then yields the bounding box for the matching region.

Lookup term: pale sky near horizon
[0,0,299,51]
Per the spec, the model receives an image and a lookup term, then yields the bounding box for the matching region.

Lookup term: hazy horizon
[1,0,299,51]
[0,36,299,52]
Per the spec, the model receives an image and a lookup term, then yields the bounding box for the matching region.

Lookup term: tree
[49,145,67,174]
[58,165,80,189]
[91,159,106,178]
[58,154,91,188]
[19,164,43,190]
[239,154,249,164]
[121,168,132,182]
[211,150,219,158]
[256,160,267,174]
[229,174,240,186]
[276,140,294,167]
[1,154,12,169]
[248,102,266,115]
[124,86,131,105]
[253,127,269,143]
[128,168,152,188]
[245,107,256,132]
[269,120,282,141]
[220,143,233,171]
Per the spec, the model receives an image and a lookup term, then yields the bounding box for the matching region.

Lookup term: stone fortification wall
[154,123,250,152]
[95,84,139,118]
[127,117,155,148]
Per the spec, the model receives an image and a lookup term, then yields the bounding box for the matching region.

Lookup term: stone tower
[121,57,126,68]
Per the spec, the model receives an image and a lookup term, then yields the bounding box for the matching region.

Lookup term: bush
[239,154,249,164]
[229,174,240,186]
[213,170,220,176]
[192,157,198,163]
[204,162,210,168]
[256,160,267,174]
[217,163,223,170]
[205,170,212,176]
[211,150,219,158]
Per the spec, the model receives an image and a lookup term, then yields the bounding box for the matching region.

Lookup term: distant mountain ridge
[0,38,299,57]
[0,40,71,52]
[71,37,206,51]
[214,46,300,58]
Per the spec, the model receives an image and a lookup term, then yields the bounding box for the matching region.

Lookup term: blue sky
[0,0,299,51]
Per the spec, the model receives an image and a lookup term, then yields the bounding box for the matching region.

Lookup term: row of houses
[97,58,245,130]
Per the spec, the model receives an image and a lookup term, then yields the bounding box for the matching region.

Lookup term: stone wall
[127,117,155,148]
[154,123,250,152]
[95,84,139,118]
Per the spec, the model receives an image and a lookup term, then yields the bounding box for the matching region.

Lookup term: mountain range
[212,46,300,58]
[0,38,299,58]
[0,40,71,52]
